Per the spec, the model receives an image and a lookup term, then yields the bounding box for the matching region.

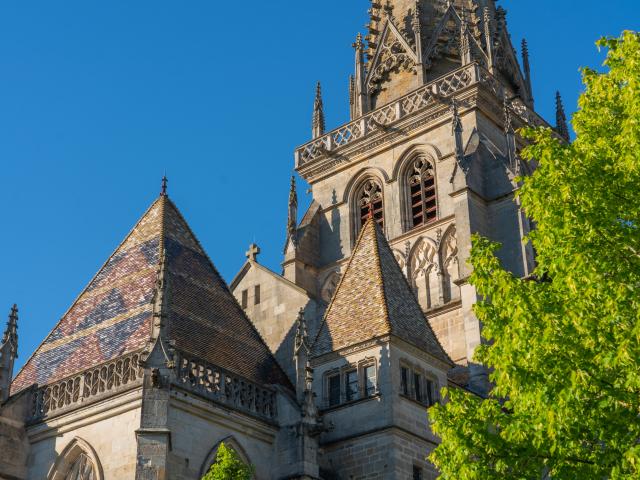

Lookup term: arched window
[200,437,253,479]
[408,158,437,228]
[357,179,384,231]
[47,437,103,480]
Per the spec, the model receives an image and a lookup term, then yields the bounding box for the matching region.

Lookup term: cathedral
[0,1,569,479]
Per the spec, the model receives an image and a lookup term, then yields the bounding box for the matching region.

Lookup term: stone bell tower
[289,0,552,394]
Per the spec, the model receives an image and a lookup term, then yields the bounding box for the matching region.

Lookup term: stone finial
[522,39,533,103]
[504,98,518,172]
[160,175,168,197]
[294,308,311,404]
[0,304,19,402]
[352,32,364,51]
[294,308,309,355]
[285,175,298,252]
[312,81,326,139]
[246,243,261,262]
[1,305,18,356]
[451,98,465,168]
[555,91,570,142]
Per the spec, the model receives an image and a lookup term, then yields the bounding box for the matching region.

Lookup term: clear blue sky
[1,1,636,371]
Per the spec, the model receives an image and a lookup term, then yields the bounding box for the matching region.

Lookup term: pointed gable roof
[312,219,452,365]
[12,195,290,394]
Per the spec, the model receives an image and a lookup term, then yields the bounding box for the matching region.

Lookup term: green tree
[429,31,640,480]
[202,442,253,480]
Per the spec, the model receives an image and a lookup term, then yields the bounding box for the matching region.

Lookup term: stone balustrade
[174,353,277,421]
[295,63,546,168]
[28,350,279,423]
[30,351,144,422]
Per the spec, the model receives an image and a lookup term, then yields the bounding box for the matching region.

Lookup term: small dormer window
[364,365,376,397]
[401,366,409,396]
[241,289,248,309]
[254,285,261,305]
[345,369,359,402]
[414,372,422,402]
[328,374,341,407]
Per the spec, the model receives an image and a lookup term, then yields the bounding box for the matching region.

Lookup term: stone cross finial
[160,175,168,197]
[246,243,261,262]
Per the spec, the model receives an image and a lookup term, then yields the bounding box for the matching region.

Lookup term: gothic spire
[352,33,369,118]
[555,91,570,142]
[312,82,325,139]
[1,305,18,356]
[0,304,19,402]
[483,6,494,72]
[521,39,533,104]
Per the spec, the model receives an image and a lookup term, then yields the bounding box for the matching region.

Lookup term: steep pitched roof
[12,195,290,394]
[312,218,452,365]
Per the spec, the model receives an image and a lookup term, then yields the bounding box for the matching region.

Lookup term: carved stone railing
[173,352,277,421]
[27,350,279,423]
[295,63,546,168]
[30,351,144,421]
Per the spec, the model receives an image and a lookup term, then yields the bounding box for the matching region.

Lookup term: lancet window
[408,158,437,228]
[357,180,384,231]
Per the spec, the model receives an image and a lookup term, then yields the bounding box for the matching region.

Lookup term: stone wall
[231,262,319,382]
[26,388,142,479]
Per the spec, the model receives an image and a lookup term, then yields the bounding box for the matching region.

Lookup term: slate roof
[312,218,452,365]
[12,195,291,394]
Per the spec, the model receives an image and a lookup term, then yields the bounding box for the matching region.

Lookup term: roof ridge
[311,218,380,350]
[370,221,393,332]
[162,198,292,387]
[11,196,164,388]
[374,221,453,366]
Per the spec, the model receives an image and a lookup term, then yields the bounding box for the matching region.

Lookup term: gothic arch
[392,249,408,276]
[391,143,443,182]
[341,167,390,204]
[347,171,387,243]
[408,237,441,310]
[396,147,440,232]
[199,436,253,478]
[440,224,460,303]
[47,437,103,480]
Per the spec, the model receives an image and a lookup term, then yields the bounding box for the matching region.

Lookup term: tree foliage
[201,442,253,480]
[429,31,640,479]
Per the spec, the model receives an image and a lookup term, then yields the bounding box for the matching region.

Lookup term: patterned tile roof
[12,196,290,394]
[312,219,452,365]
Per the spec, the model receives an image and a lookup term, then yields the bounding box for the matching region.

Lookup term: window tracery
[48,438,102,480]
[65,453,95,480]
[408,158,437,228]
[357,180,384,231]
[441,226,460,302]
[409,238,440,310]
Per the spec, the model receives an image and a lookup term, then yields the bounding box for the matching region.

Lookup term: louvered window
[409,158,437,228]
